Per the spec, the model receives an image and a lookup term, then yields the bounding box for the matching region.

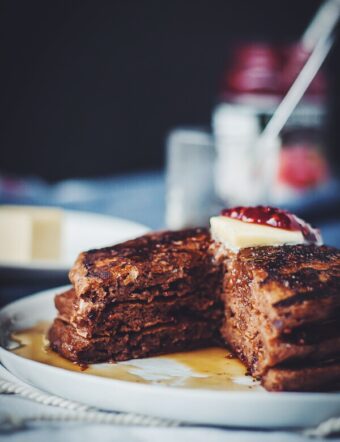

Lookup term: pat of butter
[210,216,305,251]
[0,206,63,263]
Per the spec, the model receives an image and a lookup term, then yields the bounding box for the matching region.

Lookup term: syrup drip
[9,321,260,391]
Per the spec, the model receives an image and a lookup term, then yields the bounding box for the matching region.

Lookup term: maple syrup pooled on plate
[9,322,259,391]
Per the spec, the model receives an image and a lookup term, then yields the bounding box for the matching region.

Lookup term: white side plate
[0,210,149,274]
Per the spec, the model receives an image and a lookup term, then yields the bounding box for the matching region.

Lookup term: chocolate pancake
[48,318,219,364]
[55,287,223,338]
[218,244,340,388]
[69,228,218,303]
[263,359,340,392]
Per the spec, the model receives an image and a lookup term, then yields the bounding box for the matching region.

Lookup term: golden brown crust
[69,228,214,302]
[239,244,340,303]
[238,245,340,332]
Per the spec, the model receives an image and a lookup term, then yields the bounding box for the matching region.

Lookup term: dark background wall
[1,0,339,181]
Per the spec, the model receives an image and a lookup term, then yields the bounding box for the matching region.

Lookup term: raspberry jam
[221,206,321,244]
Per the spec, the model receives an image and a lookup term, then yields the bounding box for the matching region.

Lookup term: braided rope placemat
[0,376,180,429]
[1,374,340,437]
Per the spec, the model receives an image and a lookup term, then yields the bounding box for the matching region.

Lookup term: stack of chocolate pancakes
[217,244,340,391]
[49,209,340,392]
[49,229,224,363]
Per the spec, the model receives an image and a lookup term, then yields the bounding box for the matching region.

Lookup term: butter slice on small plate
[0,207,149,275]
[0,206,62,263]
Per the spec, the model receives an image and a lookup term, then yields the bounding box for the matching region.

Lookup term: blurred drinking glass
[165,128,217,229]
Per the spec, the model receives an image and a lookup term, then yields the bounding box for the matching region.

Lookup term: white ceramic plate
[0,210,149,274]
[1,288,340,428]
